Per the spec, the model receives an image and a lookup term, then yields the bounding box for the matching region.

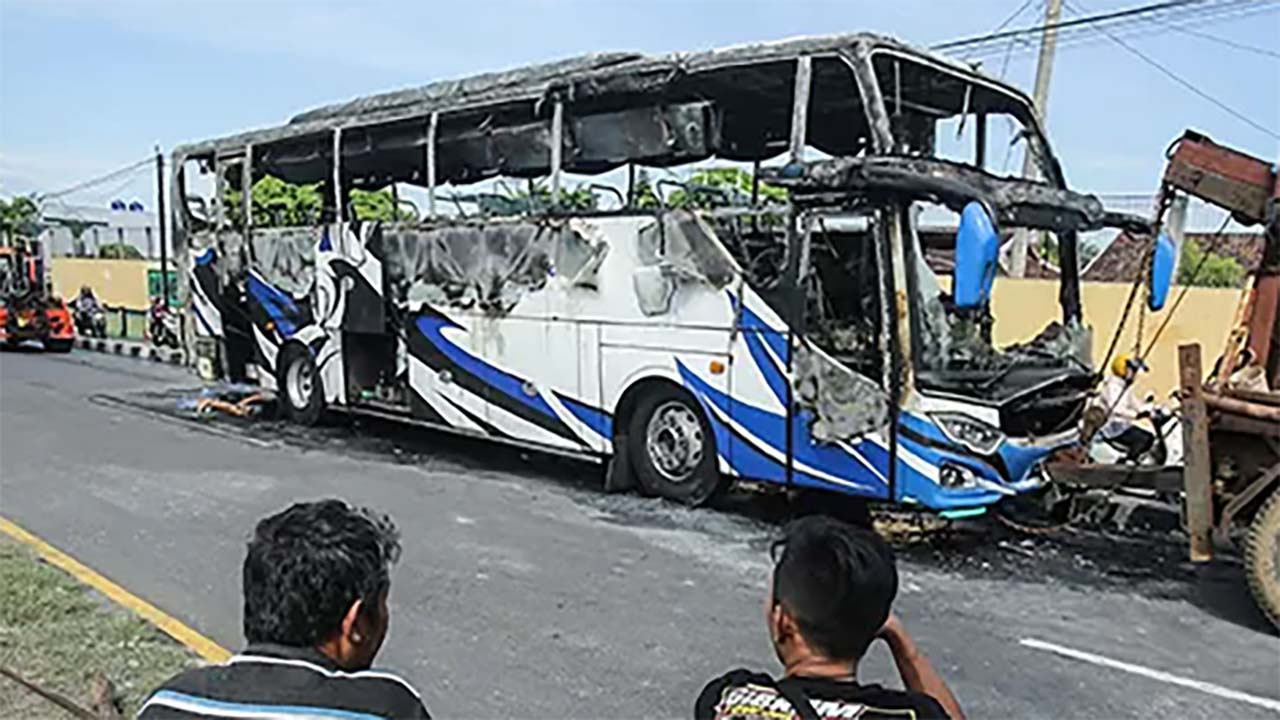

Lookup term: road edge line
[1019,637,1280,713]
[0,515,232,664]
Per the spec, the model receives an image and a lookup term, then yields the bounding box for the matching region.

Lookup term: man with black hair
[139,499,430,719]
[695,516,963,720]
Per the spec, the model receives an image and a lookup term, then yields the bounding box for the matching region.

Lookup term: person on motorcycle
[75,285,101,314]
[1091,354,1155,462]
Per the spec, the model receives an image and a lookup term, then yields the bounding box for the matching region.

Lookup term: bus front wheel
[627,387,723,507]
[277,344,323,426]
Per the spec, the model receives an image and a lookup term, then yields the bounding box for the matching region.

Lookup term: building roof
[923,230,1060,279]
[1082,230,1264,282]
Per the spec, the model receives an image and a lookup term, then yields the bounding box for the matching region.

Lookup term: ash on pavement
[100,385,1264,632]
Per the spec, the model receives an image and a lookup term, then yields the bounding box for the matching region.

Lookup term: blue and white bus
[174,34,1143,511]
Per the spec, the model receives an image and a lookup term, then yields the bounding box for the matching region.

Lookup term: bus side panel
[717,288,892,500]
[474,314,589,452]
[404,308,496,434]
[600,345,735,476]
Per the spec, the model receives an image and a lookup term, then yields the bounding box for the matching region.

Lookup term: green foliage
[224,178,419,226]
[224,175,324,228]
[665,167,787,209]
[632,169,661,209]
[509,182,597,213]
[350,188,418,222]
[97,242,144,260]
[1179,237,1245,288]
[0,194,42,241]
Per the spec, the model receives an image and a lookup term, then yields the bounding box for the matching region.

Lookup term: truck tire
[626,386,724,506]
[277,344,324,426]
[1245,486,1280,631]
[45,339,73,353]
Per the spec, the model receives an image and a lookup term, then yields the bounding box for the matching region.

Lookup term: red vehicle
[0,238,74,352]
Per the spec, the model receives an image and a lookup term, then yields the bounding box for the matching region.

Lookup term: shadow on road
[1192,561,1276,636]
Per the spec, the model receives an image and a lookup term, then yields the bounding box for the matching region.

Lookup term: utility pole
[1008,0,1063,278]
[155,145,169,309]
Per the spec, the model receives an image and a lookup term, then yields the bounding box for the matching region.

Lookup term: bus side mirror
[953,201,998,309]
[1147,232,1175,311]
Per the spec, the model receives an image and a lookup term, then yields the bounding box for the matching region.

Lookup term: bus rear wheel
[627,387,723,507]
[277,344,323,426]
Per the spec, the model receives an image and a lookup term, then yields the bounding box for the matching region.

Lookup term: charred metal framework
[172,33,1121,510]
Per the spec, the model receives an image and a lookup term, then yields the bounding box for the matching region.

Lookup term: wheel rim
[645,400,704,483]
[285,357,313,409]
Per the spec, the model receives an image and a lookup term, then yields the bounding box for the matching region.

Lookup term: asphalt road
[2,348,1278,718]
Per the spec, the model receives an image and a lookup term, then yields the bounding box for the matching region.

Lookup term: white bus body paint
[1020,638,1280,714]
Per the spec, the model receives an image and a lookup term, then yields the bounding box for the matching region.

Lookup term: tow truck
[1049,130,1280,629]
[0,237,74,352]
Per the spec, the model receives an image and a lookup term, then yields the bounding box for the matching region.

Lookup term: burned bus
[173,34,1145,511]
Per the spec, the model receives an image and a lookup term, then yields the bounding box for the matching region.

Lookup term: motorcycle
[1086,395,1183,467]
[148,302,181,348]
[74,304,107,338]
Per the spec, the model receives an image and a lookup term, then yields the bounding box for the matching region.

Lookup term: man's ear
[769,602,796,645]
[341,598,366,644]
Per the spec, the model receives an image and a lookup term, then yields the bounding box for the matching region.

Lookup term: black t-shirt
[696,668,948,720]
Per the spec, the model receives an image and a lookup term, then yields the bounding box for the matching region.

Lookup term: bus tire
[626,386,723,506]
[277,343,323,426]
[1245,486,1280,631]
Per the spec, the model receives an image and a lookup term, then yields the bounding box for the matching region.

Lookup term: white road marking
[1020,638,1280,713]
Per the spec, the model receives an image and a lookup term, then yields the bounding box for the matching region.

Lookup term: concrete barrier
[74,336,185,366]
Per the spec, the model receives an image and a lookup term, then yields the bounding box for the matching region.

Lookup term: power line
[1062,0,1280,140]
[941,0,1275,61]
[42,157,152,200]
[1014,0,1277,61]
[1127,7,1280,58]
[933,0,1201,51]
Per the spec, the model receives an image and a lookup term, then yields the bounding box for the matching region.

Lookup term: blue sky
[1,0,1276,211]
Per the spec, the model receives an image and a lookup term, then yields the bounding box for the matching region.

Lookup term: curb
[75,337,185,366]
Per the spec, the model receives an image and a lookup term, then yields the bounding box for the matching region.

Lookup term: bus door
[313,220,386,406]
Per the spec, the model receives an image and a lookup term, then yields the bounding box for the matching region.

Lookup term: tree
[494,181,597,214]
[98,242,143,260]
[1179,237,1245,288]
[224,175,324,228]
[665,167,787,209]
[225,178,422,226]
[632,169,661,209]
[350,188,418,222]
[0,194,42,241]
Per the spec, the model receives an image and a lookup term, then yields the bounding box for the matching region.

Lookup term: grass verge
[0,537,199,717]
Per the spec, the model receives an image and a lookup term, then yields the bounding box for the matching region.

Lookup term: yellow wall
[989,278,1243,398]
[50,258,159,309]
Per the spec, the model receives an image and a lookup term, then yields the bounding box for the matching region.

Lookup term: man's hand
[877,613,965,720]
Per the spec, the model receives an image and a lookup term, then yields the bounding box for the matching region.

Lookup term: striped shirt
[137,644,430,719]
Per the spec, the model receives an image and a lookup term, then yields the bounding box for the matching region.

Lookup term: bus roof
[173,32,1038,160]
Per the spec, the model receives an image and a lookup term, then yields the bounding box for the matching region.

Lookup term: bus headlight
[939,463,977,489]
[929,412,1005,455]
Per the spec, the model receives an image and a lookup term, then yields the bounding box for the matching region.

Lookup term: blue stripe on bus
[676,360,887,497]
[414,315,562,424]
[246,273,301,337]
[736,297,789,363]
[555,393,613,439]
